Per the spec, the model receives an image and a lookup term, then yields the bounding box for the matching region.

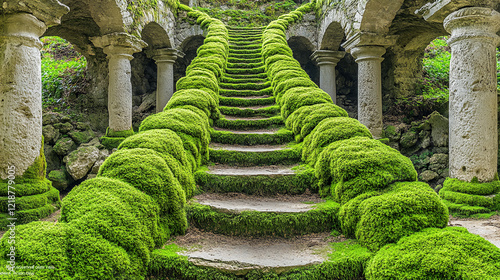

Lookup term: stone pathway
[450,216,500,248]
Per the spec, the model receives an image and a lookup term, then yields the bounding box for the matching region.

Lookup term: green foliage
[350,182,448,251]
[209,143,301,166]
[286,103,349,142]
[166,89,220,120]
[97,148,187,235]
[210,127,294,145]
[187,200,340,237]
[280,87,332,119]
[315,137,417,202]
[366,227,500,280]
[219,105,279,117]
[220,95,275,107]
[214,116,283,130]
[41,37,87,111]
[302,117,372,165]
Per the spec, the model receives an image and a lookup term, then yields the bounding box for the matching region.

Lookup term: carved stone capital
[341,32,398,53]
[146,48,185,64]
[91,32,147,59]
[0,13,46,49]
[350,46,386,63]
[444,7,500,46]
[1,0,69,26]
[310,50,345,66]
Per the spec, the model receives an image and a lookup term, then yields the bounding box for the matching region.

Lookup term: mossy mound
[97,148,187,235]
[366,227,500,280]
[302,117,372,165]
[315,137,417,201]
[279,87,332,119]
[166,89,220,120]
[340,182,448,251]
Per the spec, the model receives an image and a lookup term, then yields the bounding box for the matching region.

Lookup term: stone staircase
[148,26,369,279]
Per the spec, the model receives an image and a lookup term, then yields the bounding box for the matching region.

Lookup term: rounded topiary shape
[265,54,296,69]
[366,227,500,280]
[176,75,219,95]
[166,89,218,119]
[302,117,372,165]
[274,77,318,102]
[315,136,417,203]
[286,103,349,142]
[271,69,310,90]
[139,108,210,163]
[267,60,302,78]
[262,43,293,61]
[280,87,332,119]
[338,191,381,237]
[355,181,449,251]
[61,178,160,273]
[97,148,187,235]
[118,129,189,171]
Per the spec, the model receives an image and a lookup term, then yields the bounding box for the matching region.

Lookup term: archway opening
[175,35,206,84]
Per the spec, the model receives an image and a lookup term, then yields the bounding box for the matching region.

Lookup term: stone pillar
[342,33,397,139]
[444,7,500,182]
[91,33,147,136]
[310,50,345,104]
[149,48,184,113]
[0,0,68,179]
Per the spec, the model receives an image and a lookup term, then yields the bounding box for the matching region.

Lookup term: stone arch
[141,22,172,49]
[319,21,345,50]
[86,0,127,34]
[357,0,405,34]
[175,35,206,84]
[287,36,319,85]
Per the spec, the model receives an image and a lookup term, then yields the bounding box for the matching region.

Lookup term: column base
[101,128,135,149]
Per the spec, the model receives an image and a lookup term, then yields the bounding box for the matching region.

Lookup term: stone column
[0,0,68,179]
[444,7,500,182]
[310,50,345,104]
[149,48,184,113]
[91,33,147,136]
[342,33,397,139]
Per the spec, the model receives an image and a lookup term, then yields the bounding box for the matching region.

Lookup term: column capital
[146,48,185,64]
[1,0,69,26]
[444,7,500,46]
[91,32,147,60]
[0,13,46,49]
[310,50,345,66]
[350,45,386,63]
[341,32,398,54]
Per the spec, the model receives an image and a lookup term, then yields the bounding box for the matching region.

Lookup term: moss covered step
[442,199,492,218]
[229,44,262,50]
[229,48,262,55]
[219,105,280,117]
[210,127,294,145]
[149,238,370,279]
[195,165,315,195]
[227,52,263,60]
[187,193,340,237]
[214,116,283,130]
[227,57,262,64]
[220,76,267,84]
[229,40,262,47]
[220,88,273,97]
[226,62,264,69]
[225,66,266,75]
[219,82,270,90]
[220,96,275,107]
[223,72,268,80]
[209,143,301,166]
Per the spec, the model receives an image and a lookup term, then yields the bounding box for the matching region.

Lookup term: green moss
[274,77,318,101]
[315,137,417,202]
[0,178,51,197]
[440,190,500,210]
[366,227,500,280]
[219,81,270,90]
[442,177,500,195]
[166,89,219,119]
[100,135,126,150]
[267,60,302,79]
[270,69,310,90]
[187,200,340,237]
[0,186,59,212]
[177,75,220,95]
[195,165,315,195]
[354,182,449,251]
[226,65,266,75]
[97,148,187,235]
[220,96,275,107]
[280,87,332,119]
[302,117,372,165]
[214,116,283,130]
[441,199,492,217]
[286,103,348,141]
[210,127,294,145]
[219,105,280,117]
[105,127,135,138]
[209,143,301,166]
[19,140,46,181]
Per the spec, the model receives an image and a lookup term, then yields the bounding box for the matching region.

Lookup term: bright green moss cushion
[279,87,332,119]
[366,227,500,280]
[166,89,219,119]
[315,136,417,202]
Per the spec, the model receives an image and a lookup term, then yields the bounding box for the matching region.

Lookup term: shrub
[176,75,219,95]
[279,87,332,119]
[262,43,293,61]
[166,89,219,119]
[286,103,348,142]
[97,148,187,235]
[302,117,372,165]
[353,182,449,251]
[366,227,500,280]
[315,137,417,202]
[271,69,310,90]
[274,77,318,101]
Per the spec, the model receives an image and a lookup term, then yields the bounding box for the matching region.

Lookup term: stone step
[219,105,280,118]
[229,44,262,50]
[220,76,267,84]
[227,52,263,60]
[213,116,282,131]
[219,82,270,91]
[229,48,262,55]
[227,57,262,64]
[225,66,266,75]
[226,62,265,69]
[150,232,369,278]
[229,40,262,47]
[219,95,275,107]
[208,142,300,166]
[187,193,339,237]
[219,88,273,97]
[223,72,267,80]
[195,164,315,195]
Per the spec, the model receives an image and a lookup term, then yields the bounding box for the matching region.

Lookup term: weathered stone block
[63,146,99,180]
